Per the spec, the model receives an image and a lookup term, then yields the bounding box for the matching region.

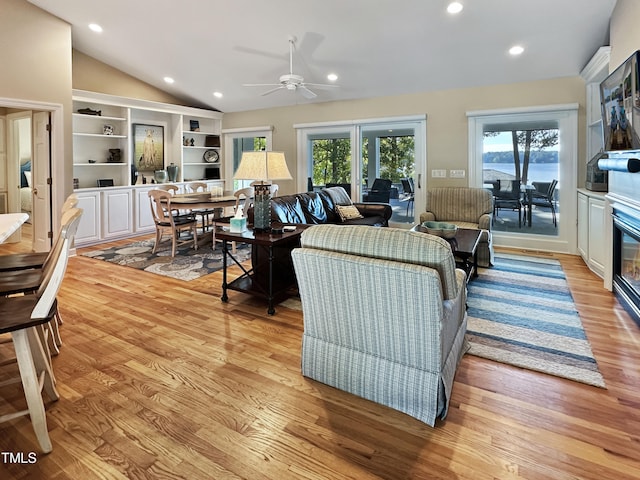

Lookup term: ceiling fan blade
[298,86,317,99]
[243,83,282,87]
[234,45,286,61]
[303,83,340,89]
[260,86,285,96]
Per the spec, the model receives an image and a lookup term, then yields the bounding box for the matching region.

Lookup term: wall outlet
[431,169,447,178]
[450,169,466,178]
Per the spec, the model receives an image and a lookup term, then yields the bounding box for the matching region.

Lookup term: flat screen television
[600,50,640,153]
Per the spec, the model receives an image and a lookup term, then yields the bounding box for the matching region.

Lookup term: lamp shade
[234,151,292,181]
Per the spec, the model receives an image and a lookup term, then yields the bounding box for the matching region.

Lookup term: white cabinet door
[75,191,101,246]
[135,186,156,233]
[588,197,606,277]
[577,192,589,260]
[102,189,133,239]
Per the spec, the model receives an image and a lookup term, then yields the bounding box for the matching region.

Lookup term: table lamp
[234,151,292,231]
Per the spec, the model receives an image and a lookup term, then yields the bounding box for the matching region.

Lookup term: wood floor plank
[1,235,639,479]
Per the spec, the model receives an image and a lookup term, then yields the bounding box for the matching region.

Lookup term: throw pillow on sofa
[335,204,363,221]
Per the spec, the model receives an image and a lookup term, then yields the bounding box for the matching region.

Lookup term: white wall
[0,0,72,197]
[609,0,640,69]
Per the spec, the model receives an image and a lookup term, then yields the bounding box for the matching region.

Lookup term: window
[483,125,559,236]
[467,104,578,253]
[222,126,273,190]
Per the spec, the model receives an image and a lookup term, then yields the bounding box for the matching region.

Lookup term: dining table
[0,212,29,243]
[168,192,239,211]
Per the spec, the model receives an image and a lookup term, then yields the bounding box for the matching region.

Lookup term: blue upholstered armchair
[291,224,468,426]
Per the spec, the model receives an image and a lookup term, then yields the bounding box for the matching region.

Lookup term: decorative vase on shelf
[167,163,179,182]
[154,169,168,184]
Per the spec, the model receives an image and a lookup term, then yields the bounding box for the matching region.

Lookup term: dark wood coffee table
[411,225,482,280]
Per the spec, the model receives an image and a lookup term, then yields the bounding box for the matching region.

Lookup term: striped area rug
[466,252,605,388]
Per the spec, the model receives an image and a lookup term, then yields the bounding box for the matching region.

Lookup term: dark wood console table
[216,226,305,315]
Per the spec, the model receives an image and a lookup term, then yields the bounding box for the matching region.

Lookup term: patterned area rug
[467,252,605,388]
[83,239,252,281]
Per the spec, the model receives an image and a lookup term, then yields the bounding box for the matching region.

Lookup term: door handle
[417,173,421,189]
[33,187,38,196]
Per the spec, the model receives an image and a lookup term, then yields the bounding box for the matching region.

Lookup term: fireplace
[612,207,640,326]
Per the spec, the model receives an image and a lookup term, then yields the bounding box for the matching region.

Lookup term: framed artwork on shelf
[133,123,164,171]
[190,120,200,132]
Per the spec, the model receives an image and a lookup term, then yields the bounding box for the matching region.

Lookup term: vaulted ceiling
[28,0,617,113]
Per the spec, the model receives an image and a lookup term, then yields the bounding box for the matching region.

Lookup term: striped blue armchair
[420,187,494,267]
[291,224,468,426]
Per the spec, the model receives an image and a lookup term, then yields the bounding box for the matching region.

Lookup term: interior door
[32,111,51,252]
[6,112,30,243]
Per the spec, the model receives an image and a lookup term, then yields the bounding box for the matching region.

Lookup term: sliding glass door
[360,123,417,225]
[296,115,426,227]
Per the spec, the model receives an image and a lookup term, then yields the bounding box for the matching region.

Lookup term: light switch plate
[432,169,447,178]
[449,169,466,178]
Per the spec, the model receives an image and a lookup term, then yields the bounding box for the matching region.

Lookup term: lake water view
[483,162,559,183]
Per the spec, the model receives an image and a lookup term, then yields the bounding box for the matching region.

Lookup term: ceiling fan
[243,35,338,99]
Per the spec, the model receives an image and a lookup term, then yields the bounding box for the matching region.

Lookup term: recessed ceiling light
[163,77,175,84]
[213,92,223,98]
[327,73,338,82]
[509,45,524,56]
[88,23,103,33]
[447,2,463,14]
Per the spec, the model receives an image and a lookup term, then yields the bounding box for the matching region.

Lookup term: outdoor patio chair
[401,178,415,216]
[363,178,392,203]
[493,179,523,228]
[530,179,558,226]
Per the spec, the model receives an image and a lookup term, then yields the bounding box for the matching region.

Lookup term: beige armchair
[292,224,468,426]
[420,187,494,267]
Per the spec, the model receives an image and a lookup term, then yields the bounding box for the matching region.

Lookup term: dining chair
[212,187,253,253]
[0,193,78,273]
[156,183,192,216]
[148,189,198,257]
[0,206,84,356]
[156,184,179,195]
[0,207,81,453]
[185,181,218,233]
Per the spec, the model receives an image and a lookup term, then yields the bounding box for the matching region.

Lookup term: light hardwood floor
[1,230,639,479]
